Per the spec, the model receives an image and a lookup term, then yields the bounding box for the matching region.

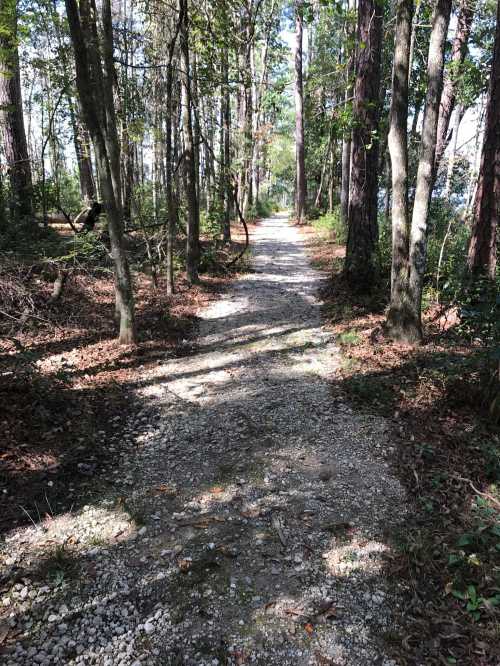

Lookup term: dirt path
[2,216,407,665]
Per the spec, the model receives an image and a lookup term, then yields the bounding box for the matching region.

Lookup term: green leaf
[467,585,477,603]
[490,524,500,537]
[451,589,466,600]
[457,534,473,547]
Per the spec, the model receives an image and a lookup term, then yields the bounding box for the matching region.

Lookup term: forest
[0,0,499,664]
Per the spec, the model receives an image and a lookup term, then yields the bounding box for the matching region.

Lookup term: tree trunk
[408,0,453,340]
[444,103,462,197]
[70,103,95,204]
[340,0,355,228]
[386,0,414,340]
[0,0,33,221]
[434,0,475,176]
[408,0,422,86]
[65,0,135,344]
[180,0,199,284]
[344,0,383,291]
[294,0,307,223]
[467,0,500,279]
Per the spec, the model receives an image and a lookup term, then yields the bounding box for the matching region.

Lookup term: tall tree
[294,0,307,223]
[344,0,383,290]
[180,0,199,284]
[407,0,453,340]
[467,0,500,279]
[340,0,355,229]
[386,0,413,339]
[65,0,136,344]
[434,0,475,176]
[0,0,33,220]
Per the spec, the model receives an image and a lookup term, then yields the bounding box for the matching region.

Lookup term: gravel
[0,216,408,665]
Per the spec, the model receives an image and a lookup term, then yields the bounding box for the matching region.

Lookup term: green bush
[312,207,347,244]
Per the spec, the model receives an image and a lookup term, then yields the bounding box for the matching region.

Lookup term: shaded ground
[298,222,500,665]
[1,216,407,665]
[0,224,251,535]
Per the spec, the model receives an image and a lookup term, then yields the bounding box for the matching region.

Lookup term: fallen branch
[451,475,500,510]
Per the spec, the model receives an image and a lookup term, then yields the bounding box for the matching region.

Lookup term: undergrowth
[301,220,500,665]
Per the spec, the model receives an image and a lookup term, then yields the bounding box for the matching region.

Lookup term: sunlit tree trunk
[407,0,452,340]
[65,0,135,344]
[294,0,307,223]
[386,0,413,340]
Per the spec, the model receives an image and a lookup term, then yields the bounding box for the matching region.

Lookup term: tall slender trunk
[386,0,413,340]
[165,54,176,294]
[408,0,421,86]
[408,0,453,340]
[340,0,355,228]
[443,104,462,197]
[70,104,95,204]
[180,0,199,284]
[467,0,500,279]
[223,46,232,241]
[0,0,33,221]
[65,0,135,344]
[294,0,307,222]
[434,0,475,176]
[344,0,383,290]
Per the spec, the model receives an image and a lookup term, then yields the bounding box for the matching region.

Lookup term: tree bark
[467,0,500,279]
[344,0,383,291]
[294,0,307,223]
[386,0,414,340]
[340,0,355,228]
[443,103,462,197]
[434,0,475,176]
[65,0,136,344]
[408,0,453,340]
[70,104,95,204]
[180,0,199,284]
[221,43,232,242]
[0,0,33,221]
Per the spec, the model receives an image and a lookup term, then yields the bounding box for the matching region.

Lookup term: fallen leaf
[153,484,176,496]
[177,558,192,572]
[0,622,9,645]
[305,622,314,635]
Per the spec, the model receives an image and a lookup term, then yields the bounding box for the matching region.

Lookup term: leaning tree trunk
[386,0,414,341]
[65,0,135,344]
[467,0,500,279]
[434,0,475,177]
[294,0,307,223]
[0,0,33,221]
[408,0,453,341]
[344,0,383,291]
[180,0,199,284]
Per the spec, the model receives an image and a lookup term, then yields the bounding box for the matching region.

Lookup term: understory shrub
[312,207,347,244]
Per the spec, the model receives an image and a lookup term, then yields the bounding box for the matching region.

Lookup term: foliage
[312,207,347,244]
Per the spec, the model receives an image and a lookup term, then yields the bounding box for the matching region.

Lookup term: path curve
[3,216,407,666]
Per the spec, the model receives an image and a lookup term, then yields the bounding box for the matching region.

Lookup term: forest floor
[1,215,410,665]
[299,224,500,665]
[1,215,498,665]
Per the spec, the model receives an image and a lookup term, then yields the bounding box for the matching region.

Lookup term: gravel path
[2,216,408,665]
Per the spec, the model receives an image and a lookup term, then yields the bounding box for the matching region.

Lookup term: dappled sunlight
[2,218,407,664]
